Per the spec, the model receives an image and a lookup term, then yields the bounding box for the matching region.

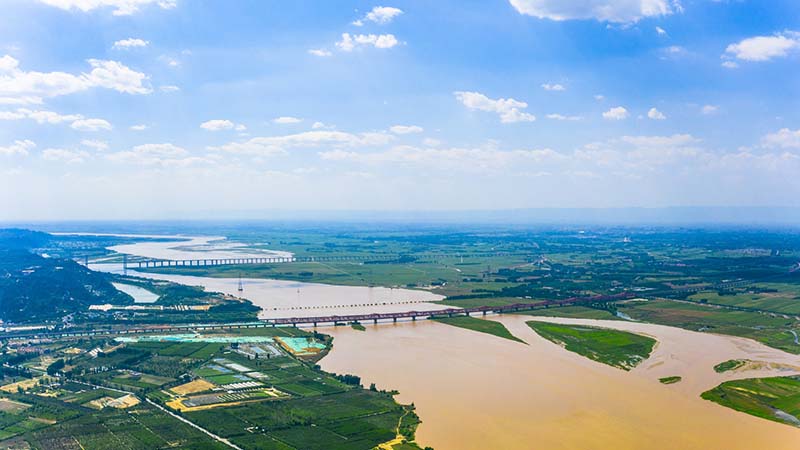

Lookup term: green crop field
[617,300,800,354]
[185,390,414,450]
[527,321,656,370]
[714,359,748,373]
[702,376,800,426]
[433,316,524,343]
[659,376,682,384]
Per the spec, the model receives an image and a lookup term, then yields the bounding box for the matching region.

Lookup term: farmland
[433,316,524,343]
[701,376,800,426]
[527,321,656,370]
[0,325,426,449]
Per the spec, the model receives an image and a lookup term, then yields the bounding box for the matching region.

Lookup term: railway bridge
[130,251,522,269]
[0,292,632,340]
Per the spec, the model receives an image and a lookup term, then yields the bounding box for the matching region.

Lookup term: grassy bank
[701,376,800,426]
[617,299,800,354]
[433,316,524,343]
[527,321,656,371]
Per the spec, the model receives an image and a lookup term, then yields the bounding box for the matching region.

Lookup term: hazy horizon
[6,206,800,227]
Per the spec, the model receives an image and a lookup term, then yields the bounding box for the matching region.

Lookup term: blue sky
[1,0,799,220]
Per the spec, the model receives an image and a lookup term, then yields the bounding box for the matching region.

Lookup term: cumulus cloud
[0,108,111,130]
[454,91,535,123]
[0,55,151,104]
[541,83,565,91]
[546,113,581,121]
[42,148,89,163]
[508,0,680,24]
[353,6,404,26]
[211,130,394,156]
[336,33,399,51]
[130,124,148,131]
[71,118,112,131]
[273,116,303,124]
[112,38,149,50]
[35,0,177,16]
[762,128,800,149]
[319,145,564,172]
[390,125,423,134]
[106,143,214,167]
[656,26,667,36]
[200,119,245,131]
[724,32,800,62]
[0,139,35,156]
[602,106,629,120]
[308,49,332,57]
[81,139,109,150]
[647,107,666,120]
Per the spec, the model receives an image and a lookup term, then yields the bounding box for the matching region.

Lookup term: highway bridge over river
[129,252,519,269]
[0,293,633,341]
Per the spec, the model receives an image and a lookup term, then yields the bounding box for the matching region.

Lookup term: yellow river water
[319,315,800,450]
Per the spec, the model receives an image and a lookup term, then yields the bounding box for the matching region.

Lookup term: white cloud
[336,33,399,52]
[159,85,180,92]
[312,121,330,129]
[0,96,43,105]
[602,106,629,120]
[647,107,666,120]
[106,143,214,167]
[701,105,718,115]
[130,124,148,131]
[454,91,536,123]
[81,139,108,150]
[0,139,34,156]
[319,145,564,172]
[390,125,424,134]
[724,32,800,62]
[159,55,180,67]
[42,148,89,163]
[212,130,394,156]
[546,113,581,121]
[721,60,739,69]
[71,118,112,131]
[0,56,151,104]
[36,0,177,16]
[273,116,303,124]
[0,108,79,124]
[0,108,112,131]
[112,38,149,50]
[423,138,442,147]
[200,119,245,131]
[762,128,800,149]
[656,26,667,36]
[508,0,680,24]
[354,6,404,25]
[308,49,332,57]
[541,83,565,91]
[594,94,605,101]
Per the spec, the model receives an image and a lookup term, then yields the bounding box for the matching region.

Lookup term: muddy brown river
[319,315,800,450]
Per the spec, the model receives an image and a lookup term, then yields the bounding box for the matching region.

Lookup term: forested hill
[0,229,132,324]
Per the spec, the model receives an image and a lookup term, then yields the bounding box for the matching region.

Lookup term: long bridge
[0,292,632,340]
[129,251,522,269]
